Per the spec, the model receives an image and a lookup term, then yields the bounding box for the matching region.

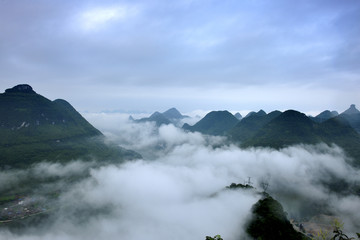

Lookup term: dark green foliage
[242,110,321,149]
[0,196,17,205]
[206,235,223,240]
[182,110,239,136]
[331,229,354,240]
[228,110,282,142]
[5,84,36,94]
[0,85,140,168]
[230,110,360,166]
[246,195,308,240]
[226,183,253,190]
[319,116,360,164]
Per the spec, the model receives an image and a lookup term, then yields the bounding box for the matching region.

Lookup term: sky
[0,0,359,114]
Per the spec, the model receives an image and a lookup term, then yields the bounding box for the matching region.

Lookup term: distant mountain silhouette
[0,84,140,168]
[339,104,360,133]
[162,107,189,120]
[310,110,339,123]
[342,104,360,115]
[133,107,188,126]
[135,111,171,126]
[183,110,239,136]
[234,112,242,120]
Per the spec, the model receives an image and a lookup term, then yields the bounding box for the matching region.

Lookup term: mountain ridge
[182,110,239,136]
[133,107,188,126]
[0,84,140,168]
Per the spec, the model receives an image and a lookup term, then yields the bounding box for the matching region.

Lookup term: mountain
[234,112,242,120]
[162,107,188,120]
[246,194,308,240]
[339,104,360,133]
[134,111,171,126]
[228,110,282,142]
[133,108,187,126]
[0,84,140,168]
[342,104,360,115]
[239,110,360,165]
[319,116,360,162]
[182,110,239,136]
[310,110,339,123]
[243,110,320,148]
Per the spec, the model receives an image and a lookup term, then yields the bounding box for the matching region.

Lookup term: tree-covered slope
[0,84,140,168]
[240,110,360,165]
[228,110,282,142]
[319,116,360,163]
[183,110,239,136]
[242,110,320,148]
[246,195,308,240]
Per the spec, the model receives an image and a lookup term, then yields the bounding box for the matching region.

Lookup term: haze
[1,116,360,239]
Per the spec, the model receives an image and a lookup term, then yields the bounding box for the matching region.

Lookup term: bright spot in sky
[79,6,131,31]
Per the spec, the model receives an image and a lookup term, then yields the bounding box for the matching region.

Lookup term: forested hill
[0,84,140,168]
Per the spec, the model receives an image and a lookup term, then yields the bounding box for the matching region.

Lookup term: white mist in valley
[1,112,360,240]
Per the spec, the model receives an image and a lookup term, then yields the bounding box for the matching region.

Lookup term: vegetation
[226,183,254,190]
[206,235,223,240]
[228,110,360,166]
[228,110,282,142]
[0,195,17,205]
[0,85,141,168]
[183,110,239,136]
[312,219,360,240]
[246,194,309,240]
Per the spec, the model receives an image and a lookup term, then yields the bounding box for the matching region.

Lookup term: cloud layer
[1,115,360,239]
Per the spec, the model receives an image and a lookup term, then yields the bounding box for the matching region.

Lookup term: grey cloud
[0,0,359,112]
[1,0,359,88]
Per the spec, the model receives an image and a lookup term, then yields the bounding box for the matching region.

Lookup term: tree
[206,235,223,240]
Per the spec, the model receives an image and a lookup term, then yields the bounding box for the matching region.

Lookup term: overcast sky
[0,0,359,114]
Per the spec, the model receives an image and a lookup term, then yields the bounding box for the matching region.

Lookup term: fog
[1,112,360,239]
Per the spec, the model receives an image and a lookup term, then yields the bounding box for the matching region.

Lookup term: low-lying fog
[1,112,359,240]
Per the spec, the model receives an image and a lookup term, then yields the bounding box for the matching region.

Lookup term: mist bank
[86,112,360,232]
[1,112,359,239]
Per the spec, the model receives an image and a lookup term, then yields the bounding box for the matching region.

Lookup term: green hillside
[228,110,282,142]
[246,194,309,240]
[183,110,239,136]
[238,110,360,165]
[0,84,140,168]
[242,110,320,148]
